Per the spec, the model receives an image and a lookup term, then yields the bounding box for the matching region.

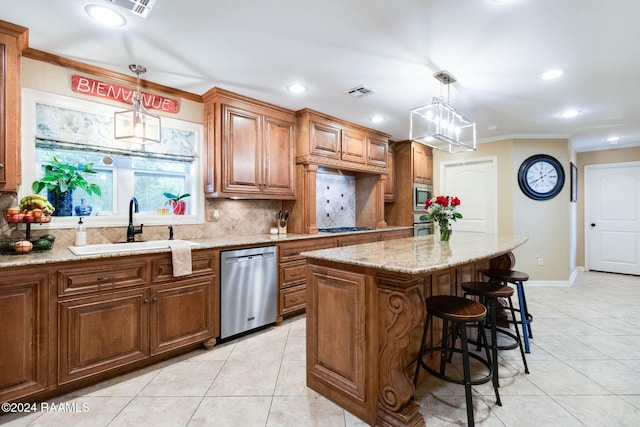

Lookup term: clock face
[518,155,565,200]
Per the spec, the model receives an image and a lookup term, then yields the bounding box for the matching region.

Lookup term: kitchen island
[302,232,528,427]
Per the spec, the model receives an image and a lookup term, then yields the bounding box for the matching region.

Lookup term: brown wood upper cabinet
[384,146,395,202]
[202,88,295,199]
[296,109,389,173]
[0,21,28,191]
[412,143,433,184]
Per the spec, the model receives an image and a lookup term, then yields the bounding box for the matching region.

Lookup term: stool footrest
[416,347,493,387]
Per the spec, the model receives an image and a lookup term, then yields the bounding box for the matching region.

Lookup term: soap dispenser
[75,217,87,246]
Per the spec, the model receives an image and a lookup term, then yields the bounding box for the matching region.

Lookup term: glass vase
[439,223,452,242]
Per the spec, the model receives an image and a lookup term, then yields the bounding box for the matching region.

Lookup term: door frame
[440,156,498,234]
[584,161,640,272]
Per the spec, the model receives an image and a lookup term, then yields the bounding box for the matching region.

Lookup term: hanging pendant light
[114,64,161,144]
[410,71,476,153]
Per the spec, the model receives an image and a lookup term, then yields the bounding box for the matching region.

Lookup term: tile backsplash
[0,192,282,246]
[316,173,356,228]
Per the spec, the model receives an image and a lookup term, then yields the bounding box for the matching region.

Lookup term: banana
[27,194,47,202]
[19,195,55,214]
[20,194,47,205]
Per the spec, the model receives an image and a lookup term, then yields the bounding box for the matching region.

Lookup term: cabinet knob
[0,163,4,169]
[291,297,298,303]
[152,297,158,303]
[97,275,115,281]
[143,298,149,304]
[290,272,298,277]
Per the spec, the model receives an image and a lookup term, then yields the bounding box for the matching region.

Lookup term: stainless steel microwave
[413,183,433,211]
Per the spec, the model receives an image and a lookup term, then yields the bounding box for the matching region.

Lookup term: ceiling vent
[345,85,375,98]
[107,0,157,18]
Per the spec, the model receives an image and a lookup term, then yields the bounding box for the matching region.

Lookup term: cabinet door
[341,129,367,164]
[150,277,215,354]
[262,115,295,197]
[310,120,341,160]
[0,25,27,190]
[412,144,432,184]
[221,104,262,194]
[384,147,395,201]
[0,272,49,401]
[58,289,149,384]
[367,135,388,167]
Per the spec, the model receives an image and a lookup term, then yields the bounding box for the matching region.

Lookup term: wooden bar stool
[484,269,533,353]
[413,295,500,427]
[461,282,529,380]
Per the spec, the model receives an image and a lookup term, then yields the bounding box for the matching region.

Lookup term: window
[22,89,204,228]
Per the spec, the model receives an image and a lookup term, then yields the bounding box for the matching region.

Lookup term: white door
[441,157,497,233]
[586,162,640,275]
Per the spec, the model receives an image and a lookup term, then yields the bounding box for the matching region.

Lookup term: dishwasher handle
[224,254,265,263]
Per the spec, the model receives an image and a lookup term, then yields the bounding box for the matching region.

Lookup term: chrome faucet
[127,196,143,242]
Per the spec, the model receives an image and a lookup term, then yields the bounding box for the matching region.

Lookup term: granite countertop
[301,232,528,274]
[0,226,412,268]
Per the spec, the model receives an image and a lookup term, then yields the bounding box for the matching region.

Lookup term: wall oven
[413,213,433,237]
[413,183,433,211]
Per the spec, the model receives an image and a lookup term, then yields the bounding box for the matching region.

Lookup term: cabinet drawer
[280,261,306,287]
[278,238,337,263]
[337,233,381,247]
[280,285,306,315]
[58,260,147,297]
[151,250,216,283]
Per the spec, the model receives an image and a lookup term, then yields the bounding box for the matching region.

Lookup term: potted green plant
[32,157,101,216]
[164,191,190,215]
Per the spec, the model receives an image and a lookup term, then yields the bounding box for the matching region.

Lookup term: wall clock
[518,154,565,200]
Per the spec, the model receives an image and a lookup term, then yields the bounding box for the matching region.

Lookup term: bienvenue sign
[71,74,180,114]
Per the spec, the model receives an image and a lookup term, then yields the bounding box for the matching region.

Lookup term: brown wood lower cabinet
[276,229,412,320]
[151,277,215,354]
[0,270,51,402]
[277,237,337,321]
[58,288,149,384]
[57,251,218,385]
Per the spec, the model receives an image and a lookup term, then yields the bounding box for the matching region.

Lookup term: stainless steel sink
[68,239,198,255]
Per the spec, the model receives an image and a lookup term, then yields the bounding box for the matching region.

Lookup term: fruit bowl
[0,235,55,255]
[4,208,52,223]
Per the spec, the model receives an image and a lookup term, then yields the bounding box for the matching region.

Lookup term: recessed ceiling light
[370,115,384,123]
[85,4,127,27]
[607,136,620,143]
[541,69,564,80]
[558,109,580,118]
[287,83,306,94]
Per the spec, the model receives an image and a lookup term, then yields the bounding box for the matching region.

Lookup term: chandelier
[410,71,476,153]
[114,64,161,144]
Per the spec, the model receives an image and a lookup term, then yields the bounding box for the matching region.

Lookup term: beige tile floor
[2,270,639,426]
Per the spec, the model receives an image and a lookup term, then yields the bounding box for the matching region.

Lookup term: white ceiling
[3,0,639,152]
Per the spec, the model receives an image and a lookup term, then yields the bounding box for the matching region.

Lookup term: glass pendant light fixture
[410,71,476,153]
[114,64,161,144]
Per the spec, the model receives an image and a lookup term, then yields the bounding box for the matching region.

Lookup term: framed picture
[570,162,578,202]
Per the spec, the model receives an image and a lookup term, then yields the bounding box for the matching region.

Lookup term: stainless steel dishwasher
[220,245,277,339]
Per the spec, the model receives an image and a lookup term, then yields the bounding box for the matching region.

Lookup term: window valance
[35,104,197,163]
